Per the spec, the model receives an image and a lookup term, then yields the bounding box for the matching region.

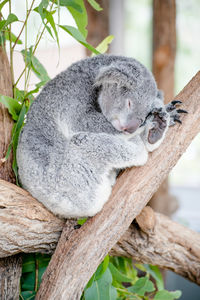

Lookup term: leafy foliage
[20,254,182,300]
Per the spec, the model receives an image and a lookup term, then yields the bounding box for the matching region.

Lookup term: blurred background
[3,0,200,298]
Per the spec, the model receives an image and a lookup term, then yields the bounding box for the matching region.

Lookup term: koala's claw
[174,116,182,124]
[166,100,188,127]
[176,109,188,114]
[171,100,182,105]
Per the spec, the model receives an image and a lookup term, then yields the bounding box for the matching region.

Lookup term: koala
[17,54,186,219]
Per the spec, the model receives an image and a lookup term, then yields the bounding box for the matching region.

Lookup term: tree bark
[0,46,22,299]
[150,0,177,215]
[85,0,109,54]
[34,72,200,299]
[0,182,200,285]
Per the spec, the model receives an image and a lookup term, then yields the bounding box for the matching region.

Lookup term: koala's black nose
[123,119,141,133]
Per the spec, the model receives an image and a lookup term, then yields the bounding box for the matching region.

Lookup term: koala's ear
[94,64,136,89]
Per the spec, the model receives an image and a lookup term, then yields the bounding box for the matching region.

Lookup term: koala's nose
[123,119,141,133]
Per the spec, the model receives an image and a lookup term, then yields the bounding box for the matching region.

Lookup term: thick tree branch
[34,71,200,299]
[111,207,200,285]
[1,184,200,285]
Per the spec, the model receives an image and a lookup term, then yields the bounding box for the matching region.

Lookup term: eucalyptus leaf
[0,95,22,121]
[12,103,27,181]
[22,254,36,273]
[67,0,88,38]
[21,271,35,291]
[58,0,83,12]
[154,290,182,300]
[77,217,87,225]
[59,25,100,55]
[0,0,9,11]
[85,268,117,300]
[95,255,109,280]
[128,277,155,296]
[144,264,164,291]
[21,49,50,83]
[87,0,102,11]
[20,291,36,300]
[109,262,132,283]
[44,9,60,47]
[92,35,114,57]
[0,20,6,32]
[4,30,22,44]
[6,13,18,24]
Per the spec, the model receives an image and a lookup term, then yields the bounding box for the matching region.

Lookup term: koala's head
[94,61,158,134]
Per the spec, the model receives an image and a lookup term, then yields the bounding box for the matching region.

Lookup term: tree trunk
[0,46,22,300]
[85,0,109,54]
[35,72,200,299]
[149,0,177,215]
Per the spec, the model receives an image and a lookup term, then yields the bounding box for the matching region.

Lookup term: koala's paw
[166,100,188,126]
[147,107,168,145]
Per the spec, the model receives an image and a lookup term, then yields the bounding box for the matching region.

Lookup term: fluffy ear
[94,64,137,89]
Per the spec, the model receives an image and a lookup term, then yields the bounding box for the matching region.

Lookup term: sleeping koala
[17,54,186,218]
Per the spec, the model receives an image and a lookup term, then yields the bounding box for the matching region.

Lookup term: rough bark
[0,46,22,299]
[0,183,200,285]
[150,0,177,215]
[152,0,176,100]
[0,47,15,183]
[111,207,200,285]
[34,72,200,299]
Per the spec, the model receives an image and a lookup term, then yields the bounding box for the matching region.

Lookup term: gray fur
[17,54,171,218]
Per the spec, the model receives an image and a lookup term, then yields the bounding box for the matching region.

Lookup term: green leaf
[77,217,87,225]
[4,30,22,44]
[95,255,110,280]
[25,81,46,97]
[0,20,6,32]
[58,0,83,13]
[0,95,22,121]
[0,13,18,31]
[154,290,182,300]
[135,263,147,272]
[109,262,132,283]
[22,254,36,273]
[87,0,102,11]
[144,264,164,291]
[12,103,27,181]
[59,25,100,55]
[0,0,9,12]
[85,268,117,300]
[21,49,50,83]
[44,9,60,47]
[128,277,155,297]
[92,35,114,56]
[67,0,88,38]
[20,291,36,300]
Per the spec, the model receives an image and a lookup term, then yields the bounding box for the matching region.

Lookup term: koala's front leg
[141,101,187,152]
[70,132,148,169]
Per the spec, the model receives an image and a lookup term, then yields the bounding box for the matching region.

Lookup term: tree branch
[1,183,200,286]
